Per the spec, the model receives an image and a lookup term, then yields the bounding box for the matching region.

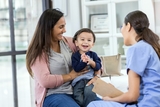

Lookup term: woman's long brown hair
[26,9,63,77]
[124,10,160,58]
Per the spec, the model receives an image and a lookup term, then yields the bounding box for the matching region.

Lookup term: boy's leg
[73,79,86,106]
[83,81,99,107]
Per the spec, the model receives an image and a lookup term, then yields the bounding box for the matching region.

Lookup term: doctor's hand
[102,96,112,101]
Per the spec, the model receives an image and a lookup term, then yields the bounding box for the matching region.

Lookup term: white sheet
[101,70,128,93]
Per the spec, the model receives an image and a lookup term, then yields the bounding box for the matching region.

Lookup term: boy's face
[75,32,94,54]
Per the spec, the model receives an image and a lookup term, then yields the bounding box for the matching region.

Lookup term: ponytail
[124,10,160,59]
[136,28,160,58]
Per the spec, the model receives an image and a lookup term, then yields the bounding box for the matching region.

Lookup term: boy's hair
[73,28,96,43]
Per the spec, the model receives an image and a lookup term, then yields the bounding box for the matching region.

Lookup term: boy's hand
[81,53,90,63]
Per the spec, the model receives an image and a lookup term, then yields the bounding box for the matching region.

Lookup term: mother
[26,9,101,107]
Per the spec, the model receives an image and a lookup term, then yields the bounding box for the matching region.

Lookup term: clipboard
[92,78,124,98]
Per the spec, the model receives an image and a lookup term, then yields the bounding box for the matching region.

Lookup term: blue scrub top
[126,40,160,107]
[87,40,160,107]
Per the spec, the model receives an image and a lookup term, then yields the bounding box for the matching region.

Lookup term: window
[0,0,42,107]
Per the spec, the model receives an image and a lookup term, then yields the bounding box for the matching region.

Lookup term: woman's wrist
[94,70,102,78]
[68,74,73,80]
[62,74,73,83]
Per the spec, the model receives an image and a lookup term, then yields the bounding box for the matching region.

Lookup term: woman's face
[121,23,130,46]
[52,16,66,42]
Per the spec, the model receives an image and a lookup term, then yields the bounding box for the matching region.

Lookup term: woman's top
[126,40,160,107]
[31,36,77,107]
[46,40,73,96]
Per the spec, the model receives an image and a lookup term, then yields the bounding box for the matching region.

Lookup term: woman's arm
[31,54,63,88]
[32,54,88,88]
[62,68,89,82]
[103,69,140,103]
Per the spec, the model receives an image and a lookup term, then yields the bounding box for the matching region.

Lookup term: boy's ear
[75,40,78,46]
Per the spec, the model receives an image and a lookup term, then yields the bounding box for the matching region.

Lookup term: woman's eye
[59,25,64,29]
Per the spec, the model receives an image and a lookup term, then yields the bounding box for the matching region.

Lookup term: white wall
[154,0,160,35]
[139,0,155,32]
[53,0,82,37]
[65,0,82,37]
[53,0,159,37]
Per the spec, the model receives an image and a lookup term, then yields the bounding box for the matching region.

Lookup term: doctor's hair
[124,10,160,58]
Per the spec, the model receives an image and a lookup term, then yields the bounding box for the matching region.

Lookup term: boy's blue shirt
[71,50,102,72]
[71,50,102,86]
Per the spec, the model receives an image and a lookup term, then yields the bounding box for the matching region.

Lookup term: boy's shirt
[71,50,102,86]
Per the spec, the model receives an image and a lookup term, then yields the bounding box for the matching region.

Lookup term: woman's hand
[86,76,99,86]
[69,67,89,80]
[63,69,88,83]
[86,69,102,86]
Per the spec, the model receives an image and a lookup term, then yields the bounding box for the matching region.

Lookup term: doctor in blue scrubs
[87,10,160,107]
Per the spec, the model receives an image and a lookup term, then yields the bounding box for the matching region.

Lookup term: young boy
[71,28,102,107]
